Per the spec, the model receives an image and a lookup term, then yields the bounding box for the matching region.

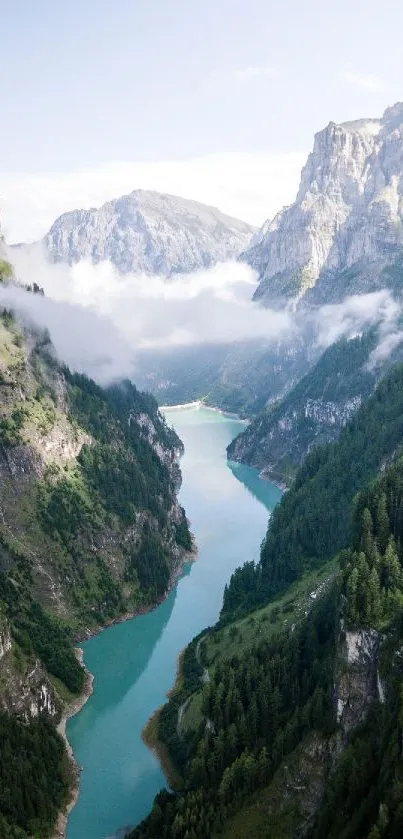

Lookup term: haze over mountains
[9,103,403,443]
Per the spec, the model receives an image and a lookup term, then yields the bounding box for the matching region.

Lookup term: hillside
[0,281,191,838]
[227,332,380,484]
[30,190,255,276]
[130,362,403,839]
[244,103,403,305]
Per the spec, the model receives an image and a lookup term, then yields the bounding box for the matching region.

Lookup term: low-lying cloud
[10,252,292,353]
[4,250,403,386]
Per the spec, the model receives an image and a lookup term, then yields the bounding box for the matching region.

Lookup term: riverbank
[53,650,94,839]
[54,542,195,838]
[62,409,281,839]
[76,541,196,643]
[160,400,248,424]
[142,649,187,792]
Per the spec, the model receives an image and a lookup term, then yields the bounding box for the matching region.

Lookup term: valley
[65,406,281,839]
[2,94,403,839]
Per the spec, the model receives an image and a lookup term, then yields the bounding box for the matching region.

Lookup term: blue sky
[1,0,402,239]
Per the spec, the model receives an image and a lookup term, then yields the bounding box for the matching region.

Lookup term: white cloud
[341,71,385,93]
[0,152,305,244]
[4,251,403,386]
[315,290,400,348]
[235,66,279,82]
[8,253,292,375]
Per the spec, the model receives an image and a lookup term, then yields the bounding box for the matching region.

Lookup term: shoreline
[160,400,248,424]
[258,468,290,491]
[52,650,94,839]
[142,649,186,792]
[53,543,196,838]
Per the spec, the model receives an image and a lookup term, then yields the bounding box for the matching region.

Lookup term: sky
[1,0,402,240]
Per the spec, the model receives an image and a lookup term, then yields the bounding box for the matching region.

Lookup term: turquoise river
[66,406,282,839]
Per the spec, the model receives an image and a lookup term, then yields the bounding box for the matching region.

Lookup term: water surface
[67,406,281,839]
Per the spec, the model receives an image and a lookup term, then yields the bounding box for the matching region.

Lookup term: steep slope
[227,332,379,483]
[223,363,403,620]
[0,288,191,838]
[244,102,403,304]
[37,190,255,275]
[130,365,403,839]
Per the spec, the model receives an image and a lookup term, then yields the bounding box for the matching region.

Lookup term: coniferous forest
[129,362,403,839]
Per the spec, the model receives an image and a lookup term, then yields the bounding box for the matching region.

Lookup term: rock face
[245,103,403,304]
[41,190,255,275]
[336,628,380,734]
[227,333,378,482]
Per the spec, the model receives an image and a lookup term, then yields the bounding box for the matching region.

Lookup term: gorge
[65,406,281,839]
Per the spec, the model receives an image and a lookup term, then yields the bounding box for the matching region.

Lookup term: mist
[5,248,403,386]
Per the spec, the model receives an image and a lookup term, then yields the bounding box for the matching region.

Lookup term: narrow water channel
[66,406,282,839]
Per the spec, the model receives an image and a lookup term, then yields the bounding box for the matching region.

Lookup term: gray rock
[41,190,255,276]
[245,103,403,304]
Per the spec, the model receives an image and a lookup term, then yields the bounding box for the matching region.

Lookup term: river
[66,406,282,839]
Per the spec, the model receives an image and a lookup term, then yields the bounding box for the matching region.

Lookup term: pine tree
[376,493,390,554]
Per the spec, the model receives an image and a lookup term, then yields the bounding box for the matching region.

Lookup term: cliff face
[227,333,379,482]
[245,103,403,304]
[38,189,255,276]
[0,296,191,720]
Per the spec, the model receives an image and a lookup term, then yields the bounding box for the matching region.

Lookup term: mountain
[244,103,403,305]
[0,265,191,837]
[131,362,403,839]
[227,330,399,484]
[135,336,314,417]
[39,190,255,275]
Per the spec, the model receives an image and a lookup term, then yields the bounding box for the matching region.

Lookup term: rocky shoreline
[53,541,196,838]
[52,649,94,839]
[142,649,186,792]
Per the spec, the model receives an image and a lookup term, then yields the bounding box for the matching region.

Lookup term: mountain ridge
[243,102,403,305]
[27,189,255,276]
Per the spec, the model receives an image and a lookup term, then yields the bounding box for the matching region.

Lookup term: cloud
[6,252,293,383]
[6,248,403,389]
[341,71,385,93]
[0,283,135,385]
[315,290,400,348]
[0,151,305,243]
[368,330,403,369]
[235,66,279,82]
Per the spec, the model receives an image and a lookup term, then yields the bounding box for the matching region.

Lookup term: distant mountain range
[34,189,255,276]
[12,105,403,476]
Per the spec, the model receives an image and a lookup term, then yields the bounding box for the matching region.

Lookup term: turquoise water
[66,406,282,839]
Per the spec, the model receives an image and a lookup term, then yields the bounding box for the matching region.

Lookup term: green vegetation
[223,363,403,620]
[132,360,403,839]
[0,408,27,447]
[0,535,84,694]
[0,259,13,282]
[227,332,378,479]
[0,713,69,839]
[341,457,403,627]
[131,591,338,839]
[0,312,190,837]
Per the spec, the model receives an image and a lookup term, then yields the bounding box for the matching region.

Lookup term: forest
[0,348,190,838]
[0,714,70,839]
[131,591,338,839]
[130,362,403,839]
[222,363,403,621]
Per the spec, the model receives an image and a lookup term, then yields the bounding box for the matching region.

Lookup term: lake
[66,406,282,839]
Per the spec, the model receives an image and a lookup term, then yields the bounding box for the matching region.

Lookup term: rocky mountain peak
[40,189,255,276]
[245,102,403,305]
